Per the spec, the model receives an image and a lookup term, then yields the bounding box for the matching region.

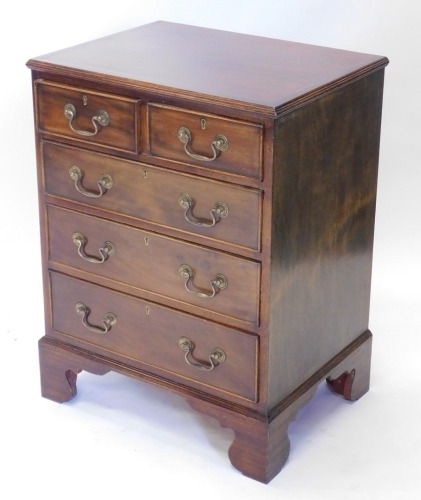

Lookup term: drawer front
[43,141,262,251]
[149,104,263,179]
[36,81,140,152]
[50,272,258,402]
[47,205,261,325]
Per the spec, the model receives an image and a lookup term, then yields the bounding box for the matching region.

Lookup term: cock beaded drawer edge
[27,21,388,483]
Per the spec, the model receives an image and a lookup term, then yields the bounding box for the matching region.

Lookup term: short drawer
[50,272,258,402]
[43,141,262,251]
[35,81,140,152]
[47,205,261,325]
[148,104,263,179]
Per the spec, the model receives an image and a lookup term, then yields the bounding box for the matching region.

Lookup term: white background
[1,1,420,498]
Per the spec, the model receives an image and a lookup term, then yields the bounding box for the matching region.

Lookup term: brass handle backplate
[64,103,109,137]
[72,232,115,264]
[178,264,227,299]
[178,193,228,228]
[75,302,117,334]
[69,166,113,198]
[177,126,228,162]
[178,337,226,371]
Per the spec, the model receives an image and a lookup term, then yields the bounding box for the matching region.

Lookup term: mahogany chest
[27,22,388,483]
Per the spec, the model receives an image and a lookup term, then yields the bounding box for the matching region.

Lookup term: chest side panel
[267,70,385,407]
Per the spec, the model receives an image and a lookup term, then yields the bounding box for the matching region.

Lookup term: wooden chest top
[27,21,388,115]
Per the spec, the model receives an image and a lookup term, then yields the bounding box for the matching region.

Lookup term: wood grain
[188,331,372,482]
[49,271,259,402]
[266,70,385,407]
[42,141,262,251]
[28,22,387,483]
[148,103,263,179]
[36,80,140,152]
[27,21,388,116]
[47,205,261,325]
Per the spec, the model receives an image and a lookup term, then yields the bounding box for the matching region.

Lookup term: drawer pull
[178,337,226,371]
[178,193,228,227]
[177,126,228,162]
[179,264,228,299]
[69,166,113,198]
[72,232,115,264]
[75,302,117,334]
[64,103,110,137]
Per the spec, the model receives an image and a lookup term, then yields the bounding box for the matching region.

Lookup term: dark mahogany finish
[42,141,262,251]
[148,103,263,178]
[28,22,388,483]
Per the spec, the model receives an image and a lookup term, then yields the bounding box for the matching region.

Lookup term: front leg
[39,337,110,403]
[187,385,317,483]
[326,331,372,401]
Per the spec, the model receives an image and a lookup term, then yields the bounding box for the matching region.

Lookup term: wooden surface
[148,103,263,178]
[267,70,385,406]
[47,204,261,325]
[188,330,372,482]
[43,141,262,251]
[39,328,372,482]
[29,22,387,483]
[49,271,258,402]
[27,21,388,115]
[36,80,140,152]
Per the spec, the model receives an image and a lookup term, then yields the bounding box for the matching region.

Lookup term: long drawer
[49,272,258,402]
[42,141,262,251]
[47,205,261,325]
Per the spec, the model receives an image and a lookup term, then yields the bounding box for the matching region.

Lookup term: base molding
[39,330,372,483]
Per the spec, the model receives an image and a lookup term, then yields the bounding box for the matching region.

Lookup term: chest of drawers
[27,22,388,483]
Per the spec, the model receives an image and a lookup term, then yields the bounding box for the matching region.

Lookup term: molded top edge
[27,21,389,117]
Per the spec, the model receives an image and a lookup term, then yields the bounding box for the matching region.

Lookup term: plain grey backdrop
[1,1,420,498]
